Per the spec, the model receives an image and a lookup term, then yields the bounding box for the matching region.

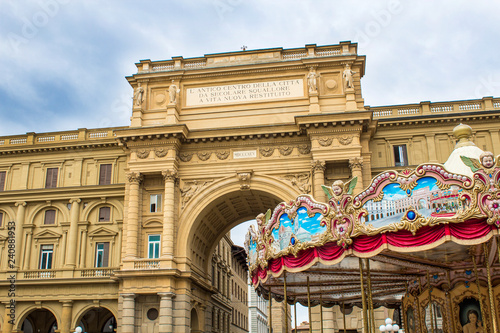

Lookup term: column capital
[311,160,326,173]
[126,172,143,184]
[162,169,178,182]
[60,300,73,306]
[120,293,136,299]
[15,201,27,207]
[349,157,363,169]
[69,198,81,204]
[158,292,176,299]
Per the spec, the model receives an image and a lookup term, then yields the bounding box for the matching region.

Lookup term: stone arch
[73,305,118,332]
[0,205,16,223]
[177,174,299,271]
[82,199,124,221]
[27,202,69,225]
[17,305,60,332]
[190,307,200,333]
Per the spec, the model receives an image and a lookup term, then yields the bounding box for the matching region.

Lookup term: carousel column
[14,202,26,270]
[65,198,81,268]
[158,292,174,332]
[311,160,326,202]
[121,293,136,333]
[483,242,498,332]
[358,258,369,333]
[162,170,177,260]
[126,172,143,259]
[349,157,364,195]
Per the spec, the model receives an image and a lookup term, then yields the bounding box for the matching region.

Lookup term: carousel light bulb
[75,328,82,333]
[392,324,399,331]
[385,324,393,331]
[385,318,392,325]
[379,324,387,332]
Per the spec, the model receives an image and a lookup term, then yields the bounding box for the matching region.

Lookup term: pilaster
[349,157,364,195]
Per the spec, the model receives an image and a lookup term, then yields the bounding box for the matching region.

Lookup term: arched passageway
[21,309,57,333]
[76,307,116,333]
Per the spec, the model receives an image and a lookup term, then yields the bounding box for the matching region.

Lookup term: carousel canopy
[245,124,500,307]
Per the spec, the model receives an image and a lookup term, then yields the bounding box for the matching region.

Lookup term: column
[349,157,364,195]
[79,230,87,268]
[121,293,136,333]
[14,202,26,270]
[66,199,80,268]
[158,292,175,333]
[60,301,73,333]
[22,232,32,270]
[162,170,177,259]
[489,129,500,155]
[126,172,142,259]
[311,160,326,202]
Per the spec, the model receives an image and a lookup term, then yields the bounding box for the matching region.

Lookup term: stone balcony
[370,96,500,120]
[0,267,118,280]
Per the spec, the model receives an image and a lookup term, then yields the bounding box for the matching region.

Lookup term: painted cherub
[461,151,499,172]
[321,177,358,201]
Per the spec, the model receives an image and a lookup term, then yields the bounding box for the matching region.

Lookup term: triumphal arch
[0,42,499,333]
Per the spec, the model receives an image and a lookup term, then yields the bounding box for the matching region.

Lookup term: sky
[2,0,500,327]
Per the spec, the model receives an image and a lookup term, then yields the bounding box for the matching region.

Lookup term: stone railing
[80,268,115,277]
[0,127,122,148]
[371,97,500,119]
[24,270,56,279]
[133,260,161,270]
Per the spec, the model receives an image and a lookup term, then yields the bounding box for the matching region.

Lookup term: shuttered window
[99,164,112,185]
[95,242,110,267]
[0,212,3,227]
[0,171,6,191]
[99,207,111,222]
[45,168,58,188]
[44,209,56,225]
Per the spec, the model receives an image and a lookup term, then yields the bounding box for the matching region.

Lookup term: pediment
[88,227,117,237]
[142,219,162,228]
[34,230,62,240]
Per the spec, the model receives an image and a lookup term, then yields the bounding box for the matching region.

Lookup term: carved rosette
[311,160,326,174]
[278,146,293,156]
[126,172,143,184]
[154,147,169,158]
[197,151,212,161]
[259,147,275,157]
[216,150,230,160]
[162,169,178,182]
[136,149,150,159]
[179,152,193,162]
[237,171,253,190]
[337,135,353,145]
[349,157,363,170]
[318,136,333,147]
[297,144,311,155]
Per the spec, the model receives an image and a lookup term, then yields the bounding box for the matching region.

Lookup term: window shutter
[44,210,56,225]
[0,212,3,227]
[99,164,112,185]
[103,242,110,267]
[99,207,111,221]
[0,172,6,191]
[46,168,58,188]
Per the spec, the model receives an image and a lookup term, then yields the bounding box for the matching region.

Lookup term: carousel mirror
[424,302,444,333]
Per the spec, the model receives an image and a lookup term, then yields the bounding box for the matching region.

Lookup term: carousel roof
[245,124,500,306]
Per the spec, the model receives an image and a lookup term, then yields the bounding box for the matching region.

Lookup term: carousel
[245,124,500,333]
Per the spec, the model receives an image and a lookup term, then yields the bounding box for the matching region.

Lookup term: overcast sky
[2,0,500,325]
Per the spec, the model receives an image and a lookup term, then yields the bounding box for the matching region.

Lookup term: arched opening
[21,309,57,333]
[76,307,116,333]
[191,308,201,333]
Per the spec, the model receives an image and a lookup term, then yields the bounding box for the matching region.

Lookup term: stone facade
[0,42,498,332]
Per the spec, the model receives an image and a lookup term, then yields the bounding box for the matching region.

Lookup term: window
[150,194,162,213]
[393,144,408,166]
[44,210,56,225]
[95,242,110,267]
[148,234,160,259]
[45,168,58,188]
[99,164,112,185]
[99,207,111,222]
[40,245,53,269]
[0,171,5,191]
[0,212,3,227]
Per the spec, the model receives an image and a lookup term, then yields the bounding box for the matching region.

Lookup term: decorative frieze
[337,134,353,145]
[259,147,275,157]
[136,149,150,159]
[197,151,212,161]
[318,136,333,147]
[154,147,169,158]
[278,146,293,156]
[179,152,194,162]
[297,144,311,155]
[216,150,230,160]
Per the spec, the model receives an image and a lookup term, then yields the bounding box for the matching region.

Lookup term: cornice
[0,142,119,155]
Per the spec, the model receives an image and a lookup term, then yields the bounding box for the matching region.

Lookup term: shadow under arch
[17,306,59,333]
[177,174,299,272]
[73,305,117,333]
